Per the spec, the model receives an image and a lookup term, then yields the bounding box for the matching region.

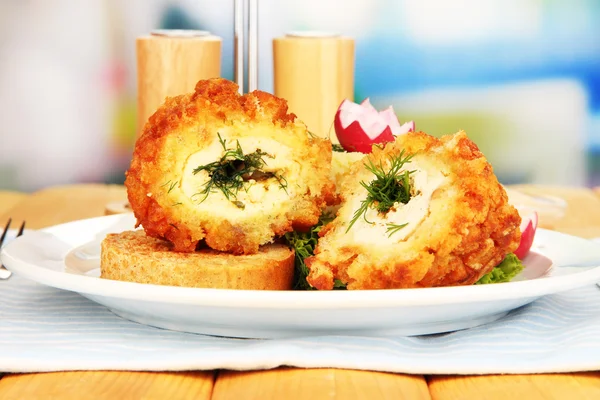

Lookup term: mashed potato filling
[345,158,447,245]
[181,133,297,218]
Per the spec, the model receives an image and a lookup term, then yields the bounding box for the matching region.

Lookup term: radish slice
[334,99,414,153]
[379,106,403,133]
[396,121,415,136]
[360,98,378,114]
[514,212,538,260]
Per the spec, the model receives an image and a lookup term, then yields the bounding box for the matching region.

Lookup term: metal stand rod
[247,0,259,92]
[234,0,244,94]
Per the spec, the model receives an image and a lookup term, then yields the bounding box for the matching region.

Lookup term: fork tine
[17,221,25,237]
[0,218,12,248]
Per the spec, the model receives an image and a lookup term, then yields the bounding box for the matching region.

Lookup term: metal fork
[0,218,26,279]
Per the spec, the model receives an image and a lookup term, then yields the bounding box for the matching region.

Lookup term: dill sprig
[192,133,287,208]
[160,180,179,193]
[346,150,414,233]
[385,222,409,237]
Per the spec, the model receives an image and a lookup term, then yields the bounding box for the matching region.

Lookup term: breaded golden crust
[101,230,294,290]
[306,131,521,290]
[328,151,364,207]
[126,78,333,254]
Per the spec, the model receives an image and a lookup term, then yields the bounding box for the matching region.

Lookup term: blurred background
[0,0,599,191]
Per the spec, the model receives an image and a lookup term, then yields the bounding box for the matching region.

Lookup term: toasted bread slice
[100,230,294,290]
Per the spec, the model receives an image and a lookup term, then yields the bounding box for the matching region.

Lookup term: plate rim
[3,214,600,310]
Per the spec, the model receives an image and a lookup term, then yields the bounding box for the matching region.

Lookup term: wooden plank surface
[0,191,26,220]
[0,371,215,400]
[428,373,600,400]
[1,184,600,399]
[0,184,127,228]
[213,369,431,400]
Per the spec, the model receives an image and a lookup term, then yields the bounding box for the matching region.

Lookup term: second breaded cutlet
[306,131,521,290]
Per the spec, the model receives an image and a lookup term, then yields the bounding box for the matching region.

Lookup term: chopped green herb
[160,179,178,192]
[192,133,287,207]
[476,253,524,285]
[385,222,408,237]
[332,144,346,153]
[284,214,334,290]
[346,150,414,233]
[232,200,245,209]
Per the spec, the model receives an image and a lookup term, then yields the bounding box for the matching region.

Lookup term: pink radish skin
[335,98,414,153]
[514,212,538,260]
[334,111,394,153]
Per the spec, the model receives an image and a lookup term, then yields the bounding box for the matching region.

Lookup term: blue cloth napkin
[1,272,600,375]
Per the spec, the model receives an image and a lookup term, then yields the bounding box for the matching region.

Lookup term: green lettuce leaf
[476,253,524,285]
[284,214,336,290]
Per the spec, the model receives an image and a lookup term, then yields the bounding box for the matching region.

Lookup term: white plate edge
[3,215,600,310]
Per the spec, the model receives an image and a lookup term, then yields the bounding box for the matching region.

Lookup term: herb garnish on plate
[346,150,414,235]
[192,133,287,209]
[476,253,524,284]
[284,214,348,290]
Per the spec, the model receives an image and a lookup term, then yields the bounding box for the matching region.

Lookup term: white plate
[2,213,600,339]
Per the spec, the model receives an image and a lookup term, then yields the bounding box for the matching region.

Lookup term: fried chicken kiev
[306,131,521,290]
[126,78,333,254]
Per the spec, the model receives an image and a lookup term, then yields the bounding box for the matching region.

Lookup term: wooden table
[2,184,600,399]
